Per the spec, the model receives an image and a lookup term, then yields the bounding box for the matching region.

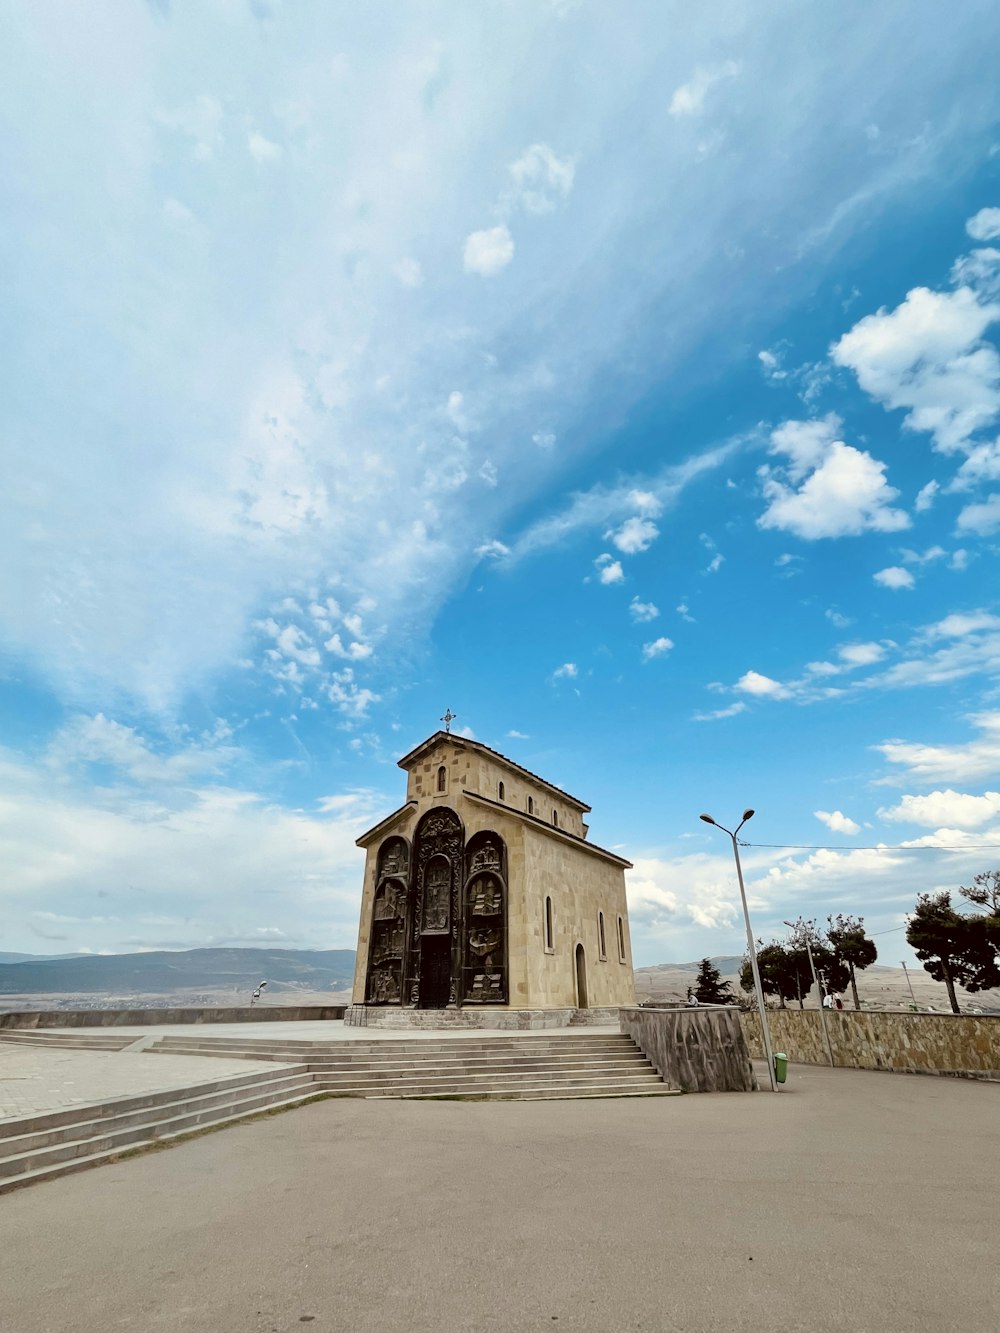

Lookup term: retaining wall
[619,1006,757,1092]
[740,1008,1000,1077]
[0,1005,347,1029]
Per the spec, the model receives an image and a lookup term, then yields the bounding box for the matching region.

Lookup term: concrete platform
[0,1063,995,1332]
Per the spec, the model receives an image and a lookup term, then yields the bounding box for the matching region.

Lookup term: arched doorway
[575,942,588,1009]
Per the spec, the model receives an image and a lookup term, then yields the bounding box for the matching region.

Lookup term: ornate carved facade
[364,809,509,1007]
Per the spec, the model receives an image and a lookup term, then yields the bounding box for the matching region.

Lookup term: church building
[351,730,636,1016]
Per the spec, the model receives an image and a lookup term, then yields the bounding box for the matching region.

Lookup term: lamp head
[742,808,755,822]
[699,814,716,825]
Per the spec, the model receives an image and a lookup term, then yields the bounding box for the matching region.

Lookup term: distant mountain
[0,947,356,996]
[639,956,744,976]
[0,952,87,965]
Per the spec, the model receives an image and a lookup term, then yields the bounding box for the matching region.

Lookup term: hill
[0,947,356,1003]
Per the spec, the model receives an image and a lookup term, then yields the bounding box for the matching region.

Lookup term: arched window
[544,896,554,952]
[527,795,534,815]
[436,765,447,793]
[617,915,627,963]
[498,780,505,801]
[552,809,558,827]
[598,911,607,960]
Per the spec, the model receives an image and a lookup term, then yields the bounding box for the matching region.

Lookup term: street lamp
[784,920,834,1068]
[700,809,777,1092]
[900,960,918,1009]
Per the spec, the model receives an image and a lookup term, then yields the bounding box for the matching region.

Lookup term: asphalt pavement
[0,1064,996,1333]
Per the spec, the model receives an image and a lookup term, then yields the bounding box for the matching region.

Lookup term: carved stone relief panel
[462,830,508,1004]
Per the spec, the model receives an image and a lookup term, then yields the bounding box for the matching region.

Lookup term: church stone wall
[404,739,586,838]
[519,824,635,1010]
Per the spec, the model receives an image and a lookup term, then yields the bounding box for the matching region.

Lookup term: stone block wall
[619,1006,757,1092]
[740,1008,1000,1076]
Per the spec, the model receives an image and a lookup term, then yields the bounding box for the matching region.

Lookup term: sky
[2,1,1000,969]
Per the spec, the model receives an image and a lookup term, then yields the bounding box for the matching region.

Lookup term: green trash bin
[773,1052,788,1084]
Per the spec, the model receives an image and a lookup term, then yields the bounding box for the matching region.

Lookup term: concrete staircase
[147,1032,679,1101]
[0,1064,317,1195]
[0,1030,136,1051]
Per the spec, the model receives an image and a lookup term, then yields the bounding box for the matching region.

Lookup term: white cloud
[875,712,1000,785]
[641,636,674,661]
[393,257,423,287]
[0,738,381,954]
[951,247,1000,300]
[878,789,1000,829]
[668,61,741,117]
[552,662,577,680]
[463,225,514,276]
[956,493,1000,534]
[873,566,915,590]
[594,553,625,584]
[693,702,746,722]
[532,431,556,449]
[156,94,223,160]
[735,670,789,699]
[966,207,1000,241]
[629,597,659,622]
[826,609,852,629]
[479,460,499,487]
[508,143,575,215]
[832,285,1000,452]
[608,516,659,553]
[475,539,511,560]
[248,132,282,162]
[506,729,530,739]
[705,553,724,574]
[814,809,860,835]
[758,348,786,381]
[760,436,909,539]
[838,641,885,667]
[915,480,939,511]
[769,414,841,481]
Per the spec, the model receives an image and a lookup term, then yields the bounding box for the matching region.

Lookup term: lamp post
[700,809,777,1092]
[900,960,917,1009]
[784,920,835,1068]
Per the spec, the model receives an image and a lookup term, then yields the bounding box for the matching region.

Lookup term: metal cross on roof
[441,708,457,733]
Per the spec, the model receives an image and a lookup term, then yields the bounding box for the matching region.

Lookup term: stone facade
[351,732,636,1013]
[741,1008,1000,1078]
[620,1007,757,1093]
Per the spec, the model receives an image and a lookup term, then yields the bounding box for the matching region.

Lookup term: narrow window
[436,765,446,793]
[552,809,558,827]
[544,896,554,952]
[498,780,505,801]
[527,795,534,815]
[617,915,626,963]
[598,911,607,960]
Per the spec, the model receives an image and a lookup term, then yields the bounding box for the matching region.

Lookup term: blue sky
[3,1,1000,966]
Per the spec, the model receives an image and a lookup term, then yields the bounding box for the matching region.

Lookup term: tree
[784,918,851,1008]
[740,941,800,1008]
[692,957,735,1004]
[906,891,1000,1014]
[826,913,878,1010]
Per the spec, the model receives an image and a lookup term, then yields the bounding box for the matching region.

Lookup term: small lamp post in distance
[783,919,835,1069]
[700,809,778,1092]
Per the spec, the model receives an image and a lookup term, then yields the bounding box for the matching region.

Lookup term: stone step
[0,1064,309,1141]
[0,1088,321,1197]
[0,1068,312,1161]
[0,1072,318,1194]
[147,1036,633,1059]
[375,1085,682,1101]
[312,1059,656,1084]
[0,1031,135,1051]
[313,1070,665,1095]
[146,1047,648,1072]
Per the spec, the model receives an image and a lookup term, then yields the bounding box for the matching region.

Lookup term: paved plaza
[0,1059,996,1333]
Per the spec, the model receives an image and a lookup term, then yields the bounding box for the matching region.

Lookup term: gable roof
[396,731,591,812]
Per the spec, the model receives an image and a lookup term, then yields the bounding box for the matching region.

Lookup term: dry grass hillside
[635,958,1000,1014]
